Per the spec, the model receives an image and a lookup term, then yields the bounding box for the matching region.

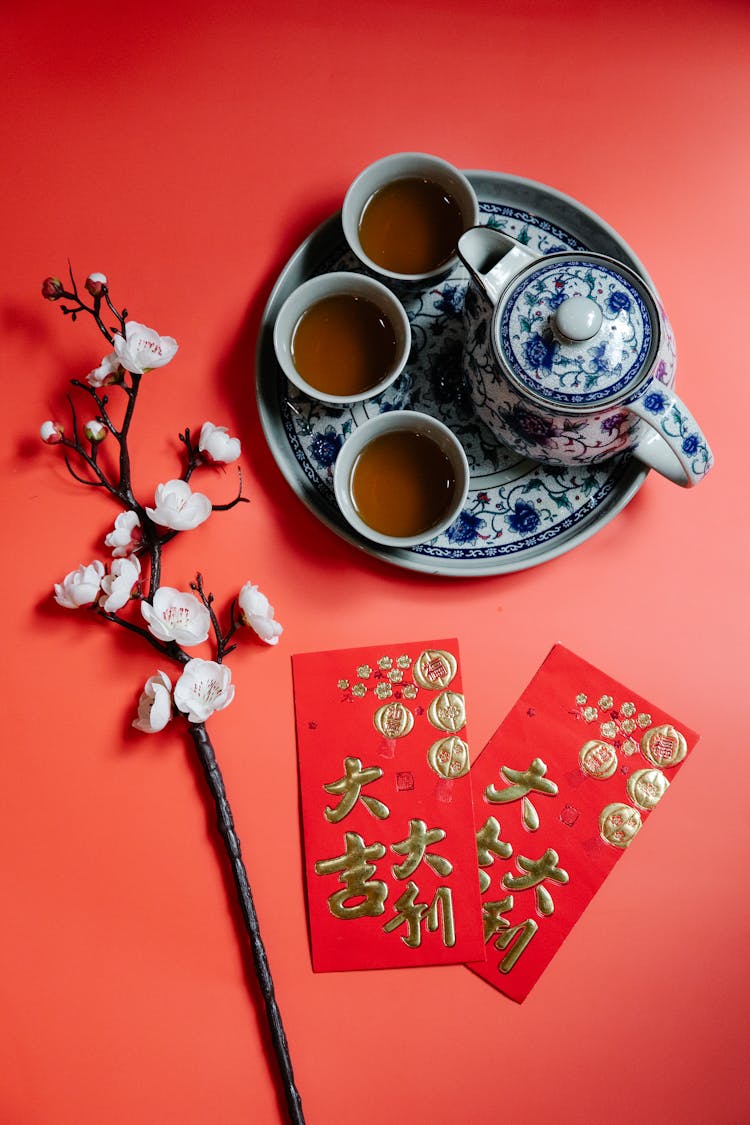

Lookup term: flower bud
[85,272,108,297]
[84,419,107,443]
[40,420,64,444]
[41,277,64,301]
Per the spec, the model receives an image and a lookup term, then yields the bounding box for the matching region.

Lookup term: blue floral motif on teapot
[499,259,655,407]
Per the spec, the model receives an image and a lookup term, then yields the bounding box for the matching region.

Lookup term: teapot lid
[496,254,659,408]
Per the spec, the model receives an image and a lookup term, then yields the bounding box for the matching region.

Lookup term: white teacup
[273,271,411,405]
[333,410,470,548]
[342,152,480,284]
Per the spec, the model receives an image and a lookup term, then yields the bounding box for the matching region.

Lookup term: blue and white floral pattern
[276,201,642,560]
[629,384,713,481]
[499,259,655,405]
[460,223,702,476]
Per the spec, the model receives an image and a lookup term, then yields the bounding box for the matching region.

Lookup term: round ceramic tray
[255,171,651,577]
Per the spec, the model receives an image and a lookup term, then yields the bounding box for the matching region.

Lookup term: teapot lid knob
[553,295,603,342]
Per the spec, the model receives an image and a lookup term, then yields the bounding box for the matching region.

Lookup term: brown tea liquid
[358,177,465,274]
[350,429,459,537]
[291,294,398,396]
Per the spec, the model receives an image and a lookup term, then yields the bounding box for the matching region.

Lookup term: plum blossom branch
[190,573,238,663]
[52,265,122,344]
[178,427,201,482]
[211,468,250,512]
[97,606,189,664]
[41,267,301,1122]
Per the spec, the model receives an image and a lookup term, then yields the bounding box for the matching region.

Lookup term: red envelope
[467,644,699,1002]
[293,639,485,972]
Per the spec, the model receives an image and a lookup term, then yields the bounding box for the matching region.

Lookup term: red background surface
[2,2,748,1122]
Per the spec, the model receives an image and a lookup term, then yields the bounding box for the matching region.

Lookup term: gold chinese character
[323,757,390,823]
[502,848,569,916]
[314,832,388,919]
[482,895,538,974]
[391,819,453,879]
[383,882,455,948]
[476,816,513,893]
[484,757,558,830]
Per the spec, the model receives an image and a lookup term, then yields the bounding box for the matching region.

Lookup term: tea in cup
[342,153,479,284]
[273,271,411,404]
[333,410,470,547]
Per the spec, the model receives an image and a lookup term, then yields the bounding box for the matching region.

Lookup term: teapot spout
[458,226,539,305]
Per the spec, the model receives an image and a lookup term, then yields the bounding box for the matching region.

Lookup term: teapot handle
[458,227,540,305]
[625,383,713,487]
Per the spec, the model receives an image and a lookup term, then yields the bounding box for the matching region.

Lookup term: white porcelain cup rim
[273,271,411,405]
[333,409,470,548]
[342,152,480,284]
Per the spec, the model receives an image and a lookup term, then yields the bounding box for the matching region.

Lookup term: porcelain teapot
[457,226,713,486]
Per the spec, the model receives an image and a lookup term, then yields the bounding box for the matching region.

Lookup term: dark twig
[179,427,202,482]
[212,468,249,512]
[60,432,117,495]
[70,380,119,436]
[97,608,190,665]
[190,723,305,1125]
[190,573,235,663]
[63,453,105,488]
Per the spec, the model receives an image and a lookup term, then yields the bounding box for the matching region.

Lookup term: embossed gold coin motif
[579,739,618,780]
[640,723,687,768]
[413,649,458,691]
[373,701,414,739]
[428,736,470,779]
[599,802,642,848]
[427,690,466,733]
[627,768,669,810]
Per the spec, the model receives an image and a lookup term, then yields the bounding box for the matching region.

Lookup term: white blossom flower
[113,321,178,375]
[54,560,105,608]
[84,419,107,443]
[132,670,173,733]
[238,582,283,645]
[140,587,211,646]
[86,351,121,388]
[174,658,234,723]
[146,479,211,531]
[105,511,143,557]
[40,420,64,444]
[85,272,107,296]
[99,555,141,613]
[199,421,241,465]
